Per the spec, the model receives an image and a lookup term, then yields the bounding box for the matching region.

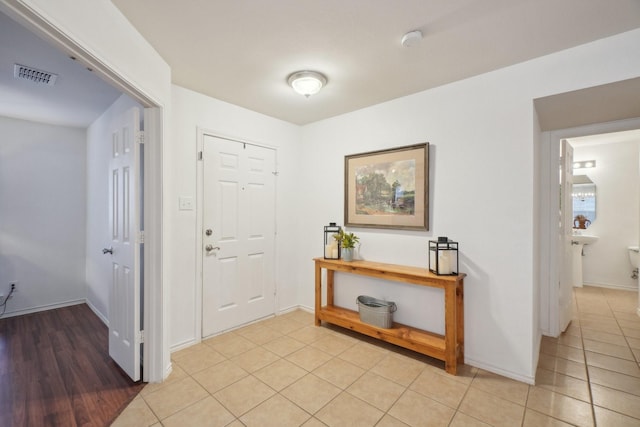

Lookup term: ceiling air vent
[14,63,58,86]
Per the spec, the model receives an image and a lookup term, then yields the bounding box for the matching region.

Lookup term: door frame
[195,128,279,342]
[1,2,166,382]
[558,138,574,333]
[539,117,640,337]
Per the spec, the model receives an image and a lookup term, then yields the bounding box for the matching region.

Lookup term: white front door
[107,107,142,381]
[558,139,574,333]
[202,135,276,337]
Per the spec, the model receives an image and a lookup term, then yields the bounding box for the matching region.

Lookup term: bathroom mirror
[572,175,596,228]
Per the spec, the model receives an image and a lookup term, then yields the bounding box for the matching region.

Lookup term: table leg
[444,285,457,375]
[457,281,465,364]
[327,269,334,307]
[315,262,321,326]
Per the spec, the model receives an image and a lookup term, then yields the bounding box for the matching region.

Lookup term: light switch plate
[179,196,194,211]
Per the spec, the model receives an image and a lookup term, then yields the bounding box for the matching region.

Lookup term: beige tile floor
[113,286,640,426]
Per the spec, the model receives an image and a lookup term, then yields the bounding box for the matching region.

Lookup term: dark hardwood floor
[0,304,144,427]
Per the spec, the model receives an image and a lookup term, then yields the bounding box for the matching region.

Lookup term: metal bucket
[356,295,397,328]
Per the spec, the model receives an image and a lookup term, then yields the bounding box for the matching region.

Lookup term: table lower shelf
[316,305,447,362]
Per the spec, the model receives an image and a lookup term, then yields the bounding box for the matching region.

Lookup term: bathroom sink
[572,235,599,245]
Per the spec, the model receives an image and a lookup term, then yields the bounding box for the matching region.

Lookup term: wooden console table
[314,258,465,375]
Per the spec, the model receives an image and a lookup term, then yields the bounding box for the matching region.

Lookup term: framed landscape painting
[344,143,429,230]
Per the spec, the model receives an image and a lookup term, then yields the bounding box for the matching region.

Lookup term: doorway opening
[539,118,640,337]
[0,4,165,382]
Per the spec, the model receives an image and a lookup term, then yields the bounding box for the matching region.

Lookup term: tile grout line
[209,321,378,425]
[520,379,531,427]
[447,371,480,427]
[596,289,640,422]
[305,336,404,426]
[573,289,597,426]
[575,287,640,423]
[612,306,640,367]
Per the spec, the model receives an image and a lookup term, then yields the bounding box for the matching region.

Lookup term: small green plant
[333,229,360,249]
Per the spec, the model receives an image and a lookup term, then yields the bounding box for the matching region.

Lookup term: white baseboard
[170,338,199,353]
[583,282,637,291]
[171,305,316,354]
[277,304,314,315]
[163,362,173,382]
[1,299,85,319]
[465,356,535,385]
[85,299,109,326]
[299,305,314,314]
[277,305,300,315]
[294,304,314,314]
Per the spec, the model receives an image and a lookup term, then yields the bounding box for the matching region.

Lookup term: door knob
[102,247,113,255]
[205,245,220,252]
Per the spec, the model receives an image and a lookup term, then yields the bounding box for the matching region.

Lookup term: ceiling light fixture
[573,160,596,169]
[287,71,327,98]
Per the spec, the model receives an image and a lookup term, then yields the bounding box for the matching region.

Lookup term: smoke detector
[401,30,423,48]
[14,64,58,86]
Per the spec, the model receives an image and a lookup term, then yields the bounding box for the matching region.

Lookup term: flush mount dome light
[287,70,327,97]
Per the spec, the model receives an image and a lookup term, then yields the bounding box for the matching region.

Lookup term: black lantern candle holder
[429,237,459,275]
[324,222,342,259]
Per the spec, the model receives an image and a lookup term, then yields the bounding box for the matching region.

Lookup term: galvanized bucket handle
[356,297,397,312]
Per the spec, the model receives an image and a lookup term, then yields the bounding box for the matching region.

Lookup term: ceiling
[569,128,640,147]
[111,0,640,125]
[1,1,639,128]
[0,11,121,128]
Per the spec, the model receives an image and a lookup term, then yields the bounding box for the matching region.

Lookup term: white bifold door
[202,135,276,337]
[107,107,142,381]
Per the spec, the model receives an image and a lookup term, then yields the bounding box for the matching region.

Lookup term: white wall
[298,77,537,382]
[574,139,640,289]
[169,85,301,349]
[86,94,144,322]
[296,28,640,383]
[0,116,87,315]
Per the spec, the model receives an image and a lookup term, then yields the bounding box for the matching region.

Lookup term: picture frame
[344,143,429,230]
